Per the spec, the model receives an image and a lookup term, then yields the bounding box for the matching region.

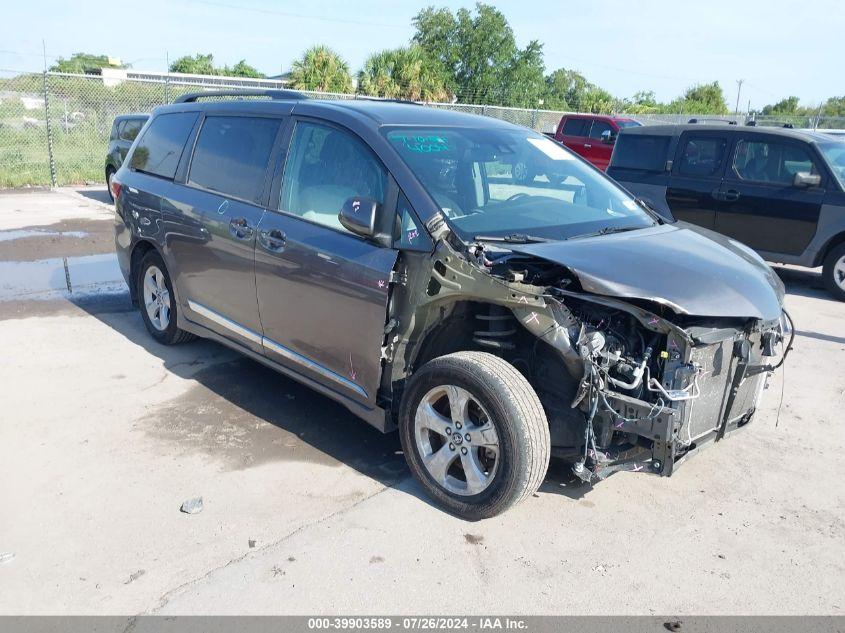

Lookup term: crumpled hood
[511,222,785,321]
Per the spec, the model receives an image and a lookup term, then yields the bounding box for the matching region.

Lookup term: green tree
[668,81,729,114]
[289,46,354,93]
[357,46,450,102]
[501,40,546,108]
[412,3,545,107]
[761,96,800,115]
[168,54,265,77]
[50,53,125,75]
[542,68,613,113]
[223,60,265,78]
[169,54,216,75]
[819,95,845,117]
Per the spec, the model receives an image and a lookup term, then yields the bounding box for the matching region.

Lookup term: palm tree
[358,46,450,102]
[289,46,354,93]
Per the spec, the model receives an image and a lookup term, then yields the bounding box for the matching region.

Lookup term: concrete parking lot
[0,187,843,615]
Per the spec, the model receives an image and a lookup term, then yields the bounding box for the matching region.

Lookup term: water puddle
[0,252,126,301]
[0,228,90,242]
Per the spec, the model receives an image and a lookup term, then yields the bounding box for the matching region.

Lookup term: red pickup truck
[546,114,641,171]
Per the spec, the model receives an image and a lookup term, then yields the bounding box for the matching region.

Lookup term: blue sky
[1,0,841,108]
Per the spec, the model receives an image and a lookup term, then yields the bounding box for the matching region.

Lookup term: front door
[178,114,284,352]
[255,120,398,406]
[715,134,826,256]
[666,131,730,230]
[585,119,614,170]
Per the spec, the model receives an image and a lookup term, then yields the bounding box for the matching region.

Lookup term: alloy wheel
[142,265,171,331]
[835,254,845,291]
[413,385,500,496]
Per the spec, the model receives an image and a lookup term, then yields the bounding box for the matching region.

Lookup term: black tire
[822,242,845,301]
[399,351,550,520]
[106,167,115,202]
[137,250,195,345]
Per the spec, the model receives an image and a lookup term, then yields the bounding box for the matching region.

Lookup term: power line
[182,0,408,29]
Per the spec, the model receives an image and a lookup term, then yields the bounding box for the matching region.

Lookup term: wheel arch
[128,239,160,304]
[409,300,531,374]
[815,231,845,267]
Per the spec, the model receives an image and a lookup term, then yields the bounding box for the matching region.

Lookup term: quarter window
[129,112,198,179]
[280,122,386,233]
[732,139,817,185]
[677,136,727,177]
[188,116,281,203]
[119,119,144,142]
[611,135,670,172]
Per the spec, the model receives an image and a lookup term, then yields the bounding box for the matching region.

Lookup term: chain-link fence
[1,71,843,188]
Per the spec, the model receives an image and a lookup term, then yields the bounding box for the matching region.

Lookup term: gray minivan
[112,91,789,519]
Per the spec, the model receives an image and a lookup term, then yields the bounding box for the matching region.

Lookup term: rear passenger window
[677,136,727,177]
[562,118,589,136]
[130,112,197,179]
[612,135,670,172]
[188,116,281,203]
[280,122,386,233]
[120,119,144,142]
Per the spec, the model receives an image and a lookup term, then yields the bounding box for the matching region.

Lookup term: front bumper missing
[583,326,773,481]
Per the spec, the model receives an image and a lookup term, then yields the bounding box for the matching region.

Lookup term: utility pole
[734,79,744,116]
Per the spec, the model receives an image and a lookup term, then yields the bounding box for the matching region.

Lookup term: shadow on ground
[69,295,594,507]
[76,187,112,205]
[83,302,409,487]
[772,265,826,299]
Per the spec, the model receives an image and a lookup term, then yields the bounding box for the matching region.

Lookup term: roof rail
[174,89,307,103]
[688,118,737,125]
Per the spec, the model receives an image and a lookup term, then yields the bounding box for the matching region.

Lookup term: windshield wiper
[474,234,552,244]
[635,198,665,223]
[568,226,642,240]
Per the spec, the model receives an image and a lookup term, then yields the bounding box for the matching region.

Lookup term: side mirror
[793,171,821,188]
[339,196,381,239]
[600,129,617,144]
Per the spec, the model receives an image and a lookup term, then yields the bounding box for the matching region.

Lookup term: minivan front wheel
[137,251,195,344]
[823,242,845,301]
[399,352,550,520]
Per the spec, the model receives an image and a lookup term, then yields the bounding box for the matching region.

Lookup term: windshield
[386,127,656,241]
[616,120,642,129]
[818,142,845,189]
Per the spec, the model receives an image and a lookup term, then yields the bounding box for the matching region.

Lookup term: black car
[112,90,789,519]
[105,114,148,200]
[607,124,845,300]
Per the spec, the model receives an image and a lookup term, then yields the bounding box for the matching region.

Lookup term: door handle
[258,228,286,252]
[229,217,254,240]
[584,143,592,149]
[723,189,740,202]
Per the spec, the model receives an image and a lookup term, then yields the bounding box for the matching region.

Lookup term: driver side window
[280,121,386,232]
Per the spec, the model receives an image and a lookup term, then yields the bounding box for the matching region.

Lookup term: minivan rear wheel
[137,251,195,344]
[106,168,115,201]
[399,352,550,520]
[822,242,845,301]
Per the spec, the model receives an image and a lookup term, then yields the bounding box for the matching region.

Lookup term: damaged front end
[384,224,792,482]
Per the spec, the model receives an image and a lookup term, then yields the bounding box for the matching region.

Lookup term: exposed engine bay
[383,224,793,481]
